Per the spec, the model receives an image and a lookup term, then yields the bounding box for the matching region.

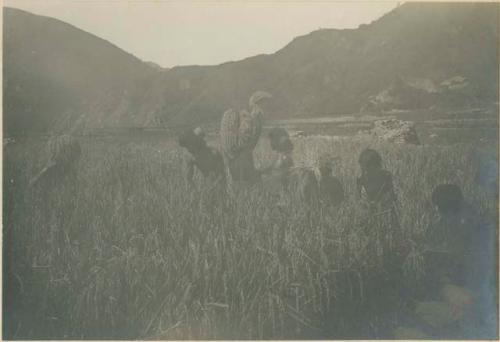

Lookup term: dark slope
[3,3,498,133]
[3,7,157,133]
[153,2,498,126]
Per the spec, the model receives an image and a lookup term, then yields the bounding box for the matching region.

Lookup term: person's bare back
[178,128,225,185]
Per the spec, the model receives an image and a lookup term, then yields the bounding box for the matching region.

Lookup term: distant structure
[291,130,307,138]
[370,119,420,145]
[219,90,272,187]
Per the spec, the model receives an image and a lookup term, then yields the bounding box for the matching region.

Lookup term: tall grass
[3,136,497,339]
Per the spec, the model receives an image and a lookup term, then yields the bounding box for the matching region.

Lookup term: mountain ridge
[3,3,498,134]
[3,7,150,68]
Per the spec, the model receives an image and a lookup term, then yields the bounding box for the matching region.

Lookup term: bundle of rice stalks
[287,167,319,205]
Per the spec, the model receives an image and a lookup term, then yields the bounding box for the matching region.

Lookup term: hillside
[3,3,499,134]
[3,7,157,133]
[154,2,498,126]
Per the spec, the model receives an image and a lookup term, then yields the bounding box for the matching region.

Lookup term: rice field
[3,131,498,339]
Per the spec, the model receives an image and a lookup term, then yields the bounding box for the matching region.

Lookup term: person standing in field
[261,128,319,207]
[177,127,226,187]
[259,127,309,208]
[177,127,227,244]
[219,91,272,189]
[260,127,294,190]
[261,129,346,209]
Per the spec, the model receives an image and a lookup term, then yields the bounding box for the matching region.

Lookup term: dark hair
[178,129,205,151]
[431,184,464,214]
[359,148,382,172]
[268,128,293,153]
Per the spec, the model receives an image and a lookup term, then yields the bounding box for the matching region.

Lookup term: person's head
[318,153,339,177]
[358,148,382,174]
[432,184,464,215]
[268,128,293,154]
[178,127,207,154]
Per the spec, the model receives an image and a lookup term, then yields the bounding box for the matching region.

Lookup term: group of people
[20,87,495,339]
[27,89,495,339]
[178,126,345,205]
[178,125,497,339]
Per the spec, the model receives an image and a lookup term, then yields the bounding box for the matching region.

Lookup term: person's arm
[383,171,398,203]
[258,164,273,176]
[186,159,195,187]
[258,154,279,176]
[337,179,345,204]
[356,176,364,199]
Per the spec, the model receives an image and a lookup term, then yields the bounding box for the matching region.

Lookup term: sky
[4,1,398,68]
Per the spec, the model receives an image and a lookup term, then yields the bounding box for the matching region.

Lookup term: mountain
[151,2,498,126]
[3,3,499,134]
[3,7,157,133]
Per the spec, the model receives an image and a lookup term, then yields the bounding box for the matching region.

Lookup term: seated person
[356,148,402,254]
[356,148,397,210]
[408,184,497,339]
[317,154,344,207]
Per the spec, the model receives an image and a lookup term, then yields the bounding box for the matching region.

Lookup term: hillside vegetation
[3,3,498,134]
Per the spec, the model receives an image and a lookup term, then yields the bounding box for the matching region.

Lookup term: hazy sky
[4,1,398,67]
